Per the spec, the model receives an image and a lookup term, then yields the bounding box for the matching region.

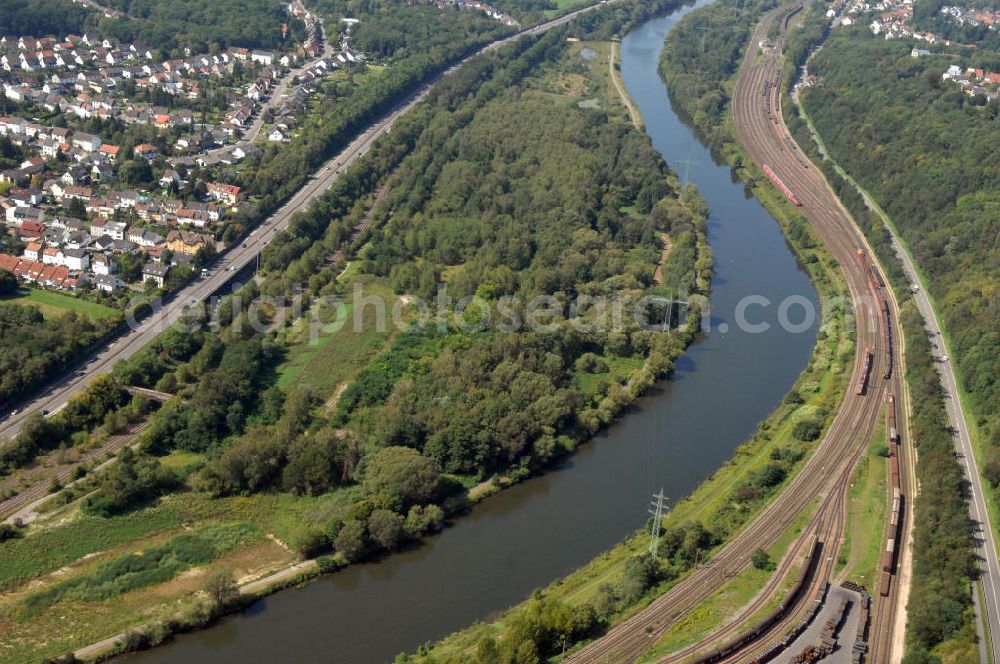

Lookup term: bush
[574,353,609,373]
[361,447,441,506]
[404,504,444,537]
[792,419,822,442]
[751,548,770,570]
[0,523,22,542]
[204,568,238,607]
[334,520,367,561]
[368,509,405,551]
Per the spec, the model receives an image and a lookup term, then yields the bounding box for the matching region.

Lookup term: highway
[877,188,1000,659]
[565,4,912,662]
[0,0,615,443]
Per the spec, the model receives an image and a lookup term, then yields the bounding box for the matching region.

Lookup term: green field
[545,0,592,17]
[275,277,400,401]
[0,289,117,321]
[837,415,889,587]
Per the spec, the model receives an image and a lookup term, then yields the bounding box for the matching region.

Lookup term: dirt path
[610,41,642,128]
[653,232,672,284]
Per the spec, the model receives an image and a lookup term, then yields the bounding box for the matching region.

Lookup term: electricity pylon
[648,489,669,557]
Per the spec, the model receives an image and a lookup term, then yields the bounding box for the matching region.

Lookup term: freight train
[856,248,894,380]
[879,394,904,597]
[688,537,820,664]
[855,349,873,396]
[763,164,802,206]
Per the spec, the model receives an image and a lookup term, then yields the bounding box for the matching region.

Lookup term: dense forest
[802,30,994,659]
[0,303,120,415]
[659,0,778,145]
[0,0,93,37]
[140,27,707,509]
[100,0,305,53]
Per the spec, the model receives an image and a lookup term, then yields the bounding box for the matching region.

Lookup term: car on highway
[9,410,18,417]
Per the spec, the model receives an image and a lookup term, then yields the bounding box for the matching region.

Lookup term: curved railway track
[729,7,913,663]
[566,4,912,662]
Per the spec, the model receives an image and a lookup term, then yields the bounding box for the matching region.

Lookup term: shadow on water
[125,3,818,662]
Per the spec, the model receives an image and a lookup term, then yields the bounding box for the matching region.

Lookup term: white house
[92,253,114,275]
[42,245,64,265]
[943,64,964,80]
[72,132,102,152]
[251,50,274,66]
[63,247,90,271]
[94,274,125,292]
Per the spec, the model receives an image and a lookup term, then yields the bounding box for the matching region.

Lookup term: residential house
[134,143,159,160]
[166,229,213,255]
[127,227,164,248]
[142,261,169,287]
[41,245,63,265]
[99,144,120,162]
[159,169,181,188]
[251,50,275,65]
[12,211,45,231]
[72,132,101,152]
[92,252,114,275]
[93,273,125,292]
[63,247,89,271]
[23,241,43,261]
[90,219,127,240]
[206,182,242,206]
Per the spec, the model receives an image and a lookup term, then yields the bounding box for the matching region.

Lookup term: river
[126,4,818,662]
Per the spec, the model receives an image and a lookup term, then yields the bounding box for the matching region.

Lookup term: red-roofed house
[134,143,159,160]
[206,182,242,206]
[23,241,43,261]
[99,144,120,162]
[18,220,45,239]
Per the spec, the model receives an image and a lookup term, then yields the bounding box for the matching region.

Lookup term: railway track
[730,7,912,663]
[0,420,150,522]
[566,4,912,662]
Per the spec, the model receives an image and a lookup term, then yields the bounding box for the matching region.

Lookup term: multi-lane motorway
[0,0,616,442]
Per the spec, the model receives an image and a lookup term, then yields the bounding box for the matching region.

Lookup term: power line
[674,148,701,199]
[648,488,669,557]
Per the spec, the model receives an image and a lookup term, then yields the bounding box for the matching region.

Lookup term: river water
[127,4,817,663]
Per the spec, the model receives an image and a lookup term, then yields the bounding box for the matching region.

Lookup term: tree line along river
[125,2,818,661]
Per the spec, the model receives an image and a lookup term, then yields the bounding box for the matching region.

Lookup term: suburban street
[0,1,618,442]
[203,23,336,159]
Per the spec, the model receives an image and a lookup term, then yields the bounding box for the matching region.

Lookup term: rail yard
[565,4,914,663]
